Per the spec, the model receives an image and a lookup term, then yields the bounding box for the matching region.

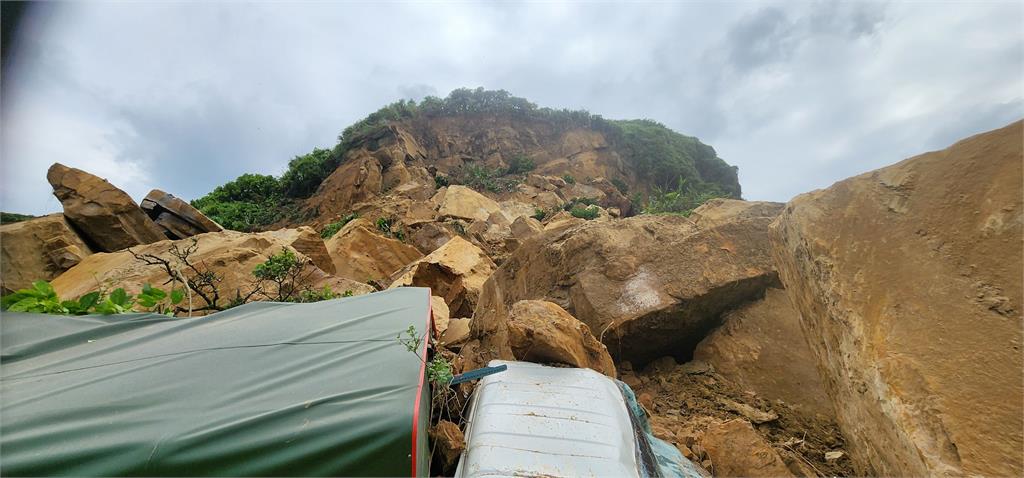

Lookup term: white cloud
[2,1,1021,214]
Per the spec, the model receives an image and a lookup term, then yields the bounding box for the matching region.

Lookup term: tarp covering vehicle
[0,287,434,476]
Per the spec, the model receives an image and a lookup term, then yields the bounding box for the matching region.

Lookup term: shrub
[320,213,359,238]
[570,205,600,220]
[252,248,315,302]
[562,197,597,211]
[376,216,405,241]
[434,174,451,189]
[191,174,285,232]
[562,174,576,184]
[642,180,728,216]
[531,208,547,221]
[280,148,334,198]
[1,212,34,224]
[449,164,518,193]
[505,154,536,175]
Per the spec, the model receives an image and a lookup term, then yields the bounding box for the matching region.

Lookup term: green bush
[642,180,728,216]
[1,212,34,224]
[505,154,536,175]
[562,197,597,211]
[191,174,286,231]
[570,205,600,220]
[531,208,547,221]
[449,164,518,193]
[320,213,359,238]
[280,148,334,198]
[562,174,576,184]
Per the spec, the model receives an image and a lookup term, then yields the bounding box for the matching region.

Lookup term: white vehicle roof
[455,360,641,478]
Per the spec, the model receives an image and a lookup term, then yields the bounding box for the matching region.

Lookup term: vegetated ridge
[191,87,741,231]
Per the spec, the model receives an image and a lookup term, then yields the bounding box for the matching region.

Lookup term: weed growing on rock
[320,213,359,238]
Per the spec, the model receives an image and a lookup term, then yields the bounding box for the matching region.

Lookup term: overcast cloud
[2,1,1021,215]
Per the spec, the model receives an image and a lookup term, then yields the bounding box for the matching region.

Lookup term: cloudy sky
[2,1,1021,215]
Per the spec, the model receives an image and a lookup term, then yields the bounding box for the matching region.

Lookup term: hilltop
[191,88,741,232]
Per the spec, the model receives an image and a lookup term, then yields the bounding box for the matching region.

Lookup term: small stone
[825,450,845,461]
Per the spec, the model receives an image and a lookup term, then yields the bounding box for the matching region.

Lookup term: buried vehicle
[0,287,435,476]
[455,360,706,478]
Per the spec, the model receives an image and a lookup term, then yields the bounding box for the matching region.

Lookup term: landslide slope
[192,88,741,232]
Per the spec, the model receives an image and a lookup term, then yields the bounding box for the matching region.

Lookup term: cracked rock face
[769,120,1023,477]
[461,199,784,368]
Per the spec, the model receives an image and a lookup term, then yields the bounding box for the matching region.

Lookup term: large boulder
[46,163,166,252]
[388,236,496,317]
[701,419,795,477]
[140,189,223,239]
[435,185,503,222]
[1,214,93,292]
[693,288,833,418]
[325,218,422,282]
[769,121,1023,477]
[506,300,616,376]
[51,229,373,313]
[467,199,784,366]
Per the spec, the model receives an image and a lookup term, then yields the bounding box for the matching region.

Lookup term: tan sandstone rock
[436,185,503,222]
[440,318,472,346]
[693,288,833,418]
[47,163,166,252]
[325,219,422,282]
[264,226,336,275]
[506,300,616,376]
[51,229,373,312]
[388,236,496,318]
[140,189,223,239]
[701,419,795,477]
[431,295,451,336]
[1,214,93,292]
[429,420,465,471]
[769,121,1023,477]
[465,199,784,366]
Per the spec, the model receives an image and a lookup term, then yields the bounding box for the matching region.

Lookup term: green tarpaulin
[0,287,434,476]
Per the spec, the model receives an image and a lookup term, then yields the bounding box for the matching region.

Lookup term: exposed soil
[621,358,855,477]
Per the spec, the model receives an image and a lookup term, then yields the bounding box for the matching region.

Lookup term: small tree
[252,248,317,302]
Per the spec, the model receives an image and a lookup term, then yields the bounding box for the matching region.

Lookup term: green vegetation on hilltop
[1,212,35,224]
[192,88,740,229]
[191,174,285,231]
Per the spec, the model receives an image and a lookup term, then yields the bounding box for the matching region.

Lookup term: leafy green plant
[505,154,536,175]
[397,325,454,385]
[135,284,185,315]
[320,213,359,239]
[448,164,518,193]
[562,174,576,184]
[562,197,597,211]
[2,280,71,313]
[531,208,547,221]
[252,248,314,302]
[1,280,182,316]
[642,179,728,216]
[280,148,335,198]
[434,174,451,189]
[375,216,405,241]
[191,173,287,232]
[570,205,600,220]
[1,212,34,224]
